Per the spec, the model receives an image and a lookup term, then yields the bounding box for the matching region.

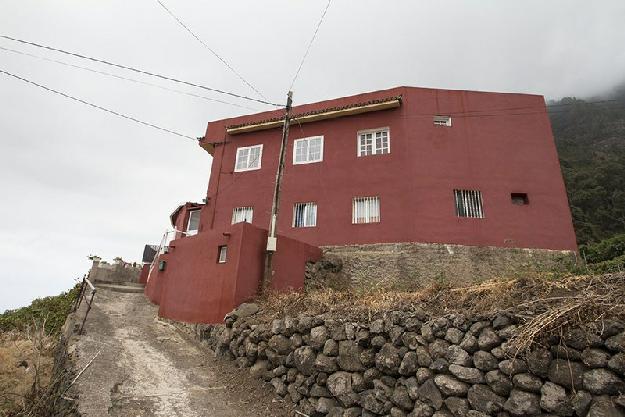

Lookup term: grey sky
[1,0,624,312]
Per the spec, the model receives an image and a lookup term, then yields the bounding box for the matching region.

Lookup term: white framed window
[217,245,228,263]
[358,128,390,156]
[454,189,484,218]
[293,202,317,228]
[234,144,263,172]
[293,136,324,164]
[232,206,253,224]
[433,115,452,127]
[186,210,201,236]
[352,196,380,224]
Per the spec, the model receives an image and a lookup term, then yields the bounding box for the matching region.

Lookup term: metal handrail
[73,275,97,335]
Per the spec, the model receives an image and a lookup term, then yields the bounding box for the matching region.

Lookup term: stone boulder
[504,389,541,416]
[337,340,365,372]
[294,346,316,376]
[376,343,402,375]
[448,364,485,384]
[478,327,501,351]
[327,371,353,396]
[548,359,584,390]
[310,325,329,350]
[434,375,469,396]
[582,368,625,395]
[540,382,573,416]
[467,384,505,414]
[473,350,498,371]
[417,379,443,410]
[400,351,418,376]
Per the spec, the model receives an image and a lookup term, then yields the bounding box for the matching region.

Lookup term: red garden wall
[145,222,321,323]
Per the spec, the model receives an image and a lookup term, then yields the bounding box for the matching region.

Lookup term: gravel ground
[71,288,294,417]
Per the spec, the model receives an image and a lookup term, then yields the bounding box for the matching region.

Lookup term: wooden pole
[262,91,293,292]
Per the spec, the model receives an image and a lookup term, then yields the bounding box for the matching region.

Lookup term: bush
[580,233,625,263]
[588,254,625,273]
[0,284,81,335]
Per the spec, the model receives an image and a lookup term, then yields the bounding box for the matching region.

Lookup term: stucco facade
[146,86,578,323]
[199,86,577,252]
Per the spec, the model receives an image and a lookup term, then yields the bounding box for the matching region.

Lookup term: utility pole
[263,91,293,292]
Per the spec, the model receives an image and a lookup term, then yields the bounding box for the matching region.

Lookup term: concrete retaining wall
[319,243,578,289]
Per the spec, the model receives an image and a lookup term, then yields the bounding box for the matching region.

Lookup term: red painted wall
[138,264,150,285]
[272,235,323,292]
[170,202,204,239]
[144,222,321,323]
[200,86,577,252]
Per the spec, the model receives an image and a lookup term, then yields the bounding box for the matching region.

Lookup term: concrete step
[95,283,145,293]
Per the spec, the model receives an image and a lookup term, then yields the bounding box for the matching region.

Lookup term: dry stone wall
[204,306,625,417]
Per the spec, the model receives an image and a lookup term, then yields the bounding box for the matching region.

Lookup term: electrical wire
[0,45,260,111]
[289,0,332,91]
[155,0,267,101]
[0,68,197,141]
[0,34,282,107]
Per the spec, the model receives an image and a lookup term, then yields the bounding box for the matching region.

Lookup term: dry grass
[256,272,625,351]
[0,326,55,416]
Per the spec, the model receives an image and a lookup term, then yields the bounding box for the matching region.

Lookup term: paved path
[71,288,292,417]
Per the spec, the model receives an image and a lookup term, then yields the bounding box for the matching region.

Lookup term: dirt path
[71,288,293,417]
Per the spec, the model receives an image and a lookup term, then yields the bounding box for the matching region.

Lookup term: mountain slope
[550,84,625,245]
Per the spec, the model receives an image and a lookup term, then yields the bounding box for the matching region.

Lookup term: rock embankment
[204,304,625,417]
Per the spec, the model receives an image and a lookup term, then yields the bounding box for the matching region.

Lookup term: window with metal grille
[231,206,253,224]
[234,144,262,172]
[217,245,227,263]
[352,196,380,224]
[358,128,390,156]
[186,210,201,236]
[293,136,323,164]
[293,202,317,228]
[454,189,484,218]
[433,115,452,126]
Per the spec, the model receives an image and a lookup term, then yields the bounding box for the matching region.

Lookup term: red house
[146,86,578,323]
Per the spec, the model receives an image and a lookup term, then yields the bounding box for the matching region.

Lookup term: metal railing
[73,275,97,335]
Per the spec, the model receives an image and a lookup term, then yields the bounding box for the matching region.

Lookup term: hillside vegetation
[0,285,80,335]
[550,84,625,246]
[0,286,79,416]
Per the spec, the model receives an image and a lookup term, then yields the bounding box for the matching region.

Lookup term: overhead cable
[0,45,259,111]
[289,0,332,90]
[0,68,197,141]
[0,34,282,107]
[155,0,267,101]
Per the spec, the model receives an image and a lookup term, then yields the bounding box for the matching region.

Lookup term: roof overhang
[225,96,401,135]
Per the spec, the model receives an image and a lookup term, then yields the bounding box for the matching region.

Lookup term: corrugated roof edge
[226,95,403,130]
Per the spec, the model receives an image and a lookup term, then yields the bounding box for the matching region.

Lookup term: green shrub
[580,233,625,263]
[588,254,625,274]
[0,284,81,335]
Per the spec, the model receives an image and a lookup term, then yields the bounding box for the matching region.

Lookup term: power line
[289,0,332,90]
[155,0,267,101]
[0,45,260,111]
[0,68,197,141]
[0,34,282,107]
